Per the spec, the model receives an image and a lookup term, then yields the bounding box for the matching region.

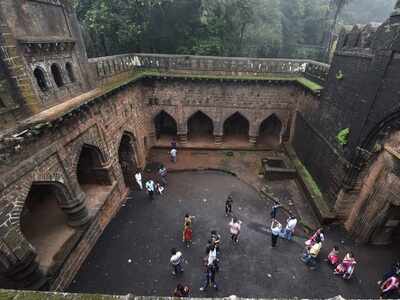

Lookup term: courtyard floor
[68,151,400,298]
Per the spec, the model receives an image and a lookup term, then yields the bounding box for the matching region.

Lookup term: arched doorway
[257,114,283,147]
[118,133,138,190]
[20,183,75,273]
[223,112,249,143]
[188,111,214,143]
[77,144,112,211]
[154,111,177,141]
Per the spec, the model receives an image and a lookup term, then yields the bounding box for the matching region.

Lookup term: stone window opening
[188,111,214,143]
[51,63,64,88]
[118,132,139,190]
[33,67,48,92]
[66,62,76,83]
[257,114,283,148]
[154,111,177,141]
[77,144,113,212]
[223,112,250,144]
[20,182,75,273]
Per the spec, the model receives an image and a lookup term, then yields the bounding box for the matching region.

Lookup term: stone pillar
[249,136,257,147]
[178,133,188,144]
[214,135,223,145]
[1,231,47,290]
[60,194,91,227]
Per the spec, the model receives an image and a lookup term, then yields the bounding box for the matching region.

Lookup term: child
[229,217,242,243]
[182,222,193,248]
[327,246,340,266]
[225,195,233,216]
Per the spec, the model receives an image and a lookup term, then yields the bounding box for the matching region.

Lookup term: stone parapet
[88,53,329,86]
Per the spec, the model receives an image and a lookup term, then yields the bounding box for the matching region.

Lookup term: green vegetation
[73,0,395,61]
[337,128,350,146]
[285,145,335,221]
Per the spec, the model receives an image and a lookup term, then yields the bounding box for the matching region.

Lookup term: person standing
[225,195,233,216]
[200,260,218,291]
[145,179,155,200]
[135,170,143,190]
[170,148,177,163]
[170,248,184,275]
[281,214,297,240]
[270,203,282,219]
[271,219,282,247]
[159,164,168,185]
[182,222,193,248]
[229,217,242,244]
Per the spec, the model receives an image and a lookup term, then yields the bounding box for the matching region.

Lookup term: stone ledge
[0,290,355,300]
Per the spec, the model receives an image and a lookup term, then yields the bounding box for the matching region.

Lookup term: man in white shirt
[282,215,297,240]
[145,179,155,199]
[271,219,282,247]
[170,248,184,275]
[134,171,142,190]
[170,148,177,163]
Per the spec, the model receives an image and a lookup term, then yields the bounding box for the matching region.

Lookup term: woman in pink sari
[334,252,356,279]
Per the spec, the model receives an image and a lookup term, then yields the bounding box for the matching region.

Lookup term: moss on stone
[296,77,323,93]
[285,145,335,222]
[0,290,122,300]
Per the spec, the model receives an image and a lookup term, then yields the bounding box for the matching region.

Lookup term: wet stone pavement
[68,171,400,298]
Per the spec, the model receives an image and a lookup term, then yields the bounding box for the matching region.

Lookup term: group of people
[270,204,298,247]
[168,194,243,295]
[134,164,167,199]
[137,139,399,297]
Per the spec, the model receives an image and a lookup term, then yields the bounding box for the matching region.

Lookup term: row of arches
[18,132,138,275]
[154,110,283,147]
[33,62,76,92]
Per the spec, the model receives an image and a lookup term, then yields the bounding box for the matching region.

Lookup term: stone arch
[76,144,112,187]
[257,113,284,147]
[154,110,178,140]
[118,131,139,190]
[345,109,400,188]
[223,112,250,143]
[187,110,214,142]
[75,142,113,214]
[33,67,48,92]
[19,181,78,272]
[50,63,64,88]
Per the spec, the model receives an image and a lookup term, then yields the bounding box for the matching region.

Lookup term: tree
[321,0,352,62]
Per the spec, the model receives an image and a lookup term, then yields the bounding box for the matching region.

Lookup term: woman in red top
[183,222,192,248]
